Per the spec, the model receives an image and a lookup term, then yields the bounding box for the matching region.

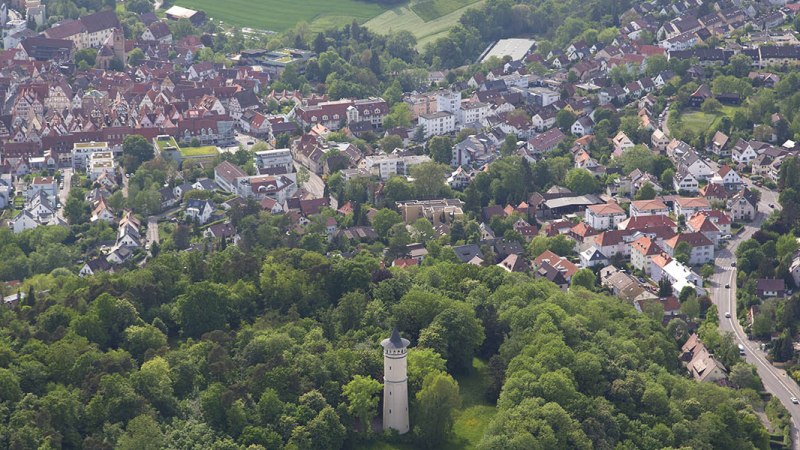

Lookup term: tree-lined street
[711,181,799,448]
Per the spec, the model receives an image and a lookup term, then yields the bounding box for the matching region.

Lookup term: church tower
[381,328,410,434]
[112,27,126,65]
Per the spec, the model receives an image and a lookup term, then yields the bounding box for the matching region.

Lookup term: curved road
[710,181,800,448]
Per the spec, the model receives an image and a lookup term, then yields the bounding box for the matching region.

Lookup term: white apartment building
[88,151,116,181]
[418,111,456,138]
[435,89,461,114]
[457,101,489,125]
[362,154,432,180]
[254,149,293,174]
[72,141,116,169]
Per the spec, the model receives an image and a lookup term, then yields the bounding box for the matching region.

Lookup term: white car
[792,397,799,404]
[724,312,731,318]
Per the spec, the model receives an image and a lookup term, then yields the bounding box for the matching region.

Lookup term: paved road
[294,161,327,200]
[56,169,72,219]
[146,216,159,248]
[122,173,129,199]
[709,181,799,448]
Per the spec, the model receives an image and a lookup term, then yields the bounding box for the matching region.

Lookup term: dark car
[725,284,730,288]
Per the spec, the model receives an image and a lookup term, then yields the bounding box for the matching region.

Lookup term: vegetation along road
[711,180,799,449]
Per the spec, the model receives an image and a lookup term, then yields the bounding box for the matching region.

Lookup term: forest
[0,234,775,449]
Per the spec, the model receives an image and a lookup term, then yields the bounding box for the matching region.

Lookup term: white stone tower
[381,328,410,434]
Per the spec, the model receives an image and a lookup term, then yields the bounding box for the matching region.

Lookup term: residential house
[727,188,758,222]
[79,258,111,277]
[731,139,758,164]
[593,229,636,259]
[656,259,705,297]
[662,232,714,266]
[185,199,214,224]
[214,161,247,193]
[630,235,663,275]
[612,131,635,154]
[710,165,742,190]
[579,246,609,268]
[687,212,721,247]
[756,278,787,298]
[571,116,594,136]
[673,166,699,194]
[652,129,670,152]
[709,131,730,156]
[630,199,670,217]
[585,201,627,230]
[527,128,566,154]
[674,197,711,220]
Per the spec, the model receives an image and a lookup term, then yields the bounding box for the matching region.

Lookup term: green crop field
[172,0,390,32]
[411,0,480,22]
[365,0,484,48]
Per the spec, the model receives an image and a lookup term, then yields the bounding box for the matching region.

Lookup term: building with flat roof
[480,38,537,62]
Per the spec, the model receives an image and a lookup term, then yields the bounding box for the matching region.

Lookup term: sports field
[172,0,390,32]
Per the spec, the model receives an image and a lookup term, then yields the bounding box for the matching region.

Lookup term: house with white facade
[731,139,758,164]
[419,111,456,138]
[674,197,711,220]
[710,165,742,190]
[630,199,670,217]
[362,153,431,180]
[185,199,214,224]
[673,166,699,194]
[585,201,627,230]
[663,232,714,266]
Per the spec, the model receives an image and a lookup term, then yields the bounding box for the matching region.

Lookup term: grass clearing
[365,0,484,49]
[410,0,480,22]
[172,0,389,32]
[356,358,496,450]
[674,105,741,136]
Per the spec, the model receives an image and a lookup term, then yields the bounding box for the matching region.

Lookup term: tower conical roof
[381,327,410,350]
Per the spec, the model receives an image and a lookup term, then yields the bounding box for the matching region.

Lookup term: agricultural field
[172,0,389,32]
[365,0,483,48]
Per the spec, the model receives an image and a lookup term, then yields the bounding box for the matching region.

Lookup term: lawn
[356,358,496,450]
[674,105,741,136]
[365,0,484,48]
[172,0,390,32]
[180,146,218,157]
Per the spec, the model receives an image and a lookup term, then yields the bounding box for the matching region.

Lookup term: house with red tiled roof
[630,235,663,275]
[569,222,600,244]
[698,210,731,235]
[593,229,636,259]
[674,197,712,220]
[617,214,677,233]
[687,212,721,247]
[585,201,626,230]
